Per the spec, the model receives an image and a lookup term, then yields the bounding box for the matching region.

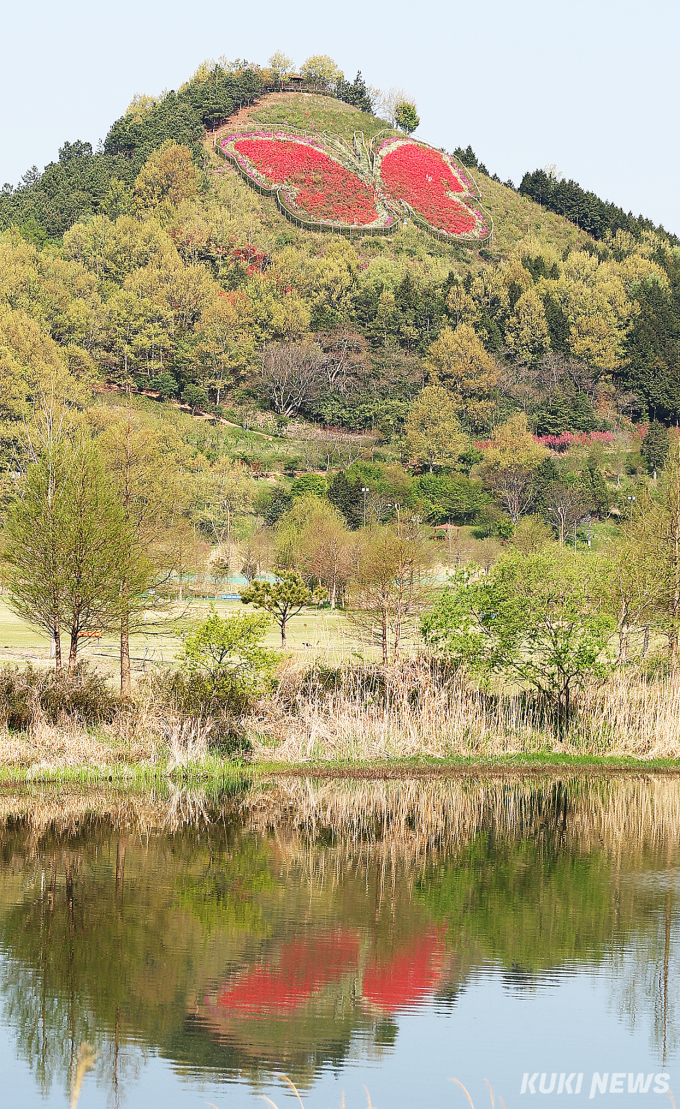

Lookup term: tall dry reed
[247,660,680,761]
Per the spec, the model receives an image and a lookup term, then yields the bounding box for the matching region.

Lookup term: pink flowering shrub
[533,431,616,452]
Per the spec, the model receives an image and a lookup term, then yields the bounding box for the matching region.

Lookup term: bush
[0,665,118,731]
[182,384,208,411]
[148,371,179,398]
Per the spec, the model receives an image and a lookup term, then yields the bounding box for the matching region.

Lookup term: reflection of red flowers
[234,138,378,225]
[379,143,476,236]
[362,932,445,1013]
[216,932,359,1014]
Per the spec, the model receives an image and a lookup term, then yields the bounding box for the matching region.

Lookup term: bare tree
[259,341,323,417]
[483,463,538,525]
[350,515,432,663]
[544,481,589,546]
[317,328,366,394]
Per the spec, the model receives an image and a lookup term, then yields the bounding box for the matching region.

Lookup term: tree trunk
[281,618,286,647]
[68,620,79,674]
[381,608,389,666]
[53,615,62,675]
[120,610,131,698]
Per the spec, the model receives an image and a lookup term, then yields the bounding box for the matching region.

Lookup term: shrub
[0,665,118,731]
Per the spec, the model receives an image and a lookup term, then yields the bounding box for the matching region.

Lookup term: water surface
[0,775,678,1109]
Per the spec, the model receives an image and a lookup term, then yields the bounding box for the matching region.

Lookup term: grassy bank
[1,750,680,789]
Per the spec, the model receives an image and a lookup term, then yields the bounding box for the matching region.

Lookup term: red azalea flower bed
[234,138,378,225]
[378,142,477,236]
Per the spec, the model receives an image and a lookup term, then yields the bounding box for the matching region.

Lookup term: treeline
[0,64,271,243]
[0,58,377,245]
[519,167,678,246]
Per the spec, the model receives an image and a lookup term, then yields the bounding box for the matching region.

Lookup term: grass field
[0,596,374,682]
[215,92,391,145]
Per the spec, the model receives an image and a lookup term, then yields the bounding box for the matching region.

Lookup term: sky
[2,0,680,233]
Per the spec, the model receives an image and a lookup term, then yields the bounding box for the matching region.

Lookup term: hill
[1,56,680,540]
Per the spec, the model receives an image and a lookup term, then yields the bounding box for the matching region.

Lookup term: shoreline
[3,751,680,789]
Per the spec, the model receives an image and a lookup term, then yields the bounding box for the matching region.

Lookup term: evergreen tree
[641,421,670,479]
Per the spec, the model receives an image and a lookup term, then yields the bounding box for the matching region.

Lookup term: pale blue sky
[2,0,679,232]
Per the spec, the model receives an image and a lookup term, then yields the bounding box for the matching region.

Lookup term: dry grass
[4,654,680,771]
[248,659,680,762]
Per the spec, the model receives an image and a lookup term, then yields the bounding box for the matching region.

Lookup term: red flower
[378,142,477,236]
[234,138,378,225]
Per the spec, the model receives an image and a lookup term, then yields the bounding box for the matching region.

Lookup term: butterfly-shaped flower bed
[373,137,489,240]
[220,132,394,231]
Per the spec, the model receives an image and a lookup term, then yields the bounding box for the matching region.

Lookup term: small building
[432,523,460,540]
[287,74,304,88]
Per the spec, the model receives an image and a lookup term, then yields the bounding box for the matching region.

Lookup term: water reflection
[0,775,677,1107]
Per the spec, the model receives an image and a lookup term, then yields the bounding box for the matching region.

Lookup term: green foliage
[181,607,275,698]
[290,473,327,498]
[535,389,598,435]
[327,469,362,529]
[241,570,324,645]
[148,370,179,398]
[395,102,419,134]
[621,264,680,420]
[422,550,614,728]
[182,384,208,411]
[520,167,677,245]
[412,472,491,524]
[335,72,373,114]
[641,421,670,476]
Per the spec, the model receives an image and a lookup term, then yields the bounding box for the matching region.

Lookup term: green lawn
[226,92,391,144]
[0,597,370,681]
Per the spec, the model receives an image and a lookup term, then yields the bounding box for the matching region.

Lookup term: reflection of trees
[611,885,680,1064]
[0,777,679,1101]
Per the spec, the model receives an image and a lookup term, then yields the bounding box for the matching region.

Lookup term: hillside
[2,57,680,554]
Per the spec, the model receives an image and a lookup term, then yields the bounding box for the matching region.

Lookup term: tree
[276,496,353,609]
[267,51,295,79]
[182,384,208,413]
[4,435,131,673]
[404,386,469,472]
[180,608,275,701]
[505,288,551,364]
[641,422,670,480]
[335,72,373,113]
[543,477,590,546]
[624,439,680,662]
[133,143,200,214]
[427,324,499,430]
[100,412,180,695]
[351,515,432,664]
[258,341,323,417]
[195,291,255,405]
[241,570,324,647]
[300,55,343,89]
[422,549,613,730]
[480,413,548,524]
[395,102,419,134]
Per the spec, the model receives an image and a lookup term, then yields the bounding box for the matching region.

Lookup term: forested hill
[1,53,680,449]
[0,62,375,242]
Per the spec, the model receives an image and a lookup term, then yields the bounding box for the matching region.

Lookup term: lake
[0,774,678,1109]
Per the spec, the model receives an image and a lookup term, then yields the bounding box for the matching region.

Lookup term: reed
[247,660,680,762]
